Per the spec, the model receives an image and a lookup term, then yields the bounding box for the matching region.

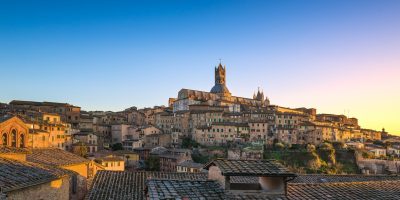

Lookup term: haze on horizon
[0,0,399,135]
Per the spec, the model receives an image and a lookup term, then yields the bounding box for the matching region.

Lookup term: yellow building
[24,112,73,150]
[95,155,125,171]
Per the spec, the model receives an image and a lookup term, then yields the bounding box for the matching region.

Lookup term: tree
[145,155,160,171]
[112,143,124,151]
[319,142,336,165]
[181,138,199,148]
[73,142,88,158]
[274,142,285,150]
[307,144,316,152]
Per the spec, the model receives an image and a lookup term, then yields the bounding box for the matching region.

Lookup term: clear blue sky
[1,0,399,133]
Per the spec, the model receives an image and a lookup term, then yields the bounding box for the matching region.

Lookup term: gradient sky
[0,0,399,134]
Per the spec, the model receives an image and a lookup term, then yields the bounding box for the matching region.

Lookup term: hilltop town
[1,64,400,199]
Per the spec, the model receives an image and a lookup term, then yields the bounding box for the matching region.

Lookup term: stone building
[144,133,171,148]
[23,112,73,150]
[0,153,72,200]
[0,146,89,200]
[26,148,92,199]
[0,115,29,148]
[157,149,192,172]
[95,155,125,171]
[172,64,270,113]
[9,100,81,128]
[194,122,249,146]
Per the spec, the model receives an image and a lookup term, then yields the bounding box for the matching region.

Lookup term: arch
[1,133,7,146]
[11,129,17,147]
[19,133,25,148]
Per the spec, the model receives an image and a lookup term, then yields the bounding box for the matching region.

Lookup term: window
[11,130,17,147]
[19,134,25,147]
[2,133,7,146]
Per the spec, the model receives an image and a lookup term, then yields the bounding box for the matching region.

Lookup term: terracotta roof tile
[287,180,400,200]
[147,179,228,200]
[0,157,70,193]
[86,171,208,200]
[27,148,89,167]
[204,159,296,177]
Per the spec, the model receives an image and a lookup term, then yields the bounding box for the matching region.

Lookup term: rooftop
[287,180,400,200]
[27,148,89,167]
[0,157,71,193]
[87,171,400,200]
[292,174,400,184]
[177,160,204,169]
[147,179,227,200]
[86,171,208,200]
[97,156,125,162]
[0,115,13,123]
[204,159,296,177]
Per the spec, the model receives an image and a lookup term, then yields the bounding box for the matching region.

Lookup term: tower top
[210,63,230,96]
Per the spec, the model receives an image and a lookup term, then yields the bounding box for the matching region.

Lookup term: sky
[0,0,399,134]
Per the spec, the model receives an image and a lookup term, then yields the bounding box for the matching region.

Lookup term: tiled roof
[87,171,400,200]
[0,157,71,193]
[177,160,203,169]
[0,115,13,123]
[292,174,400,184]
[0,146,30,154]
[287,180,400,200]
[233,193,287,200]
[204,159,296,177]
[147,179,228,200]
[229,174,400,184]
[97,156,125,162]
[230,176,258,184]
[86,171,208,200]
[27,148,89,167]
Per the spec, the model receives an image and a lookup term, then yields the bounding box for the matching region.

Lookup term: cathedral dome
[210,84,231,94]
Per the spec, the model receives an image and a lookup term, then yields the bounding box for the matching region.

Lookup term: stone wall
[6,177,70,200]
[357,157,400,174]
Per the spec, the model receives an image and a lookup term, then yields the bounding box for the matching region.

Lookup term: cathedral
[172,63,270,112]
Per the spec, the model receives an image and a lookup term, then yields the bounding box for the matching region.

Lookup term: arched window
[20,134,25,148]
[2,133,7,146]
[11,129,17,147]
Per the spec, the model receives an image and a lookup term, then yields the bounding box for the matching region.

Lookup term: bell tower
[210,63,231,96]
[215,63,226,85]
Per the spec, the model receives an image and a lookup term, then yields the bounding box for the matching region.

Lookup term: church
[172,63,270,112]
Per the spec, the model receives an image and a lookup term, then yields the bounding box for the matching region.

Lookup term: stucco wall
[63,163,88,178]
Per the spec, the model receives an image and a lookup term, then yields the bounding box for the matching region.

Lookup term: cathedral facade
[172,63,270,112]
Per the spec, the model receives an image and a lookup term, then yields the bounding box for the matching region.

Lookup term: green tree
[112,143,124,151]
[145,156,160,171]
[181,138,199,148]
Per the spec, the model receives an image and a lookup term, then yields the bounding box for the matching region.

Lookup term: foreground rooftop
[204,159,296,177]
[0,157,71,193]
[87,171,400,200]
